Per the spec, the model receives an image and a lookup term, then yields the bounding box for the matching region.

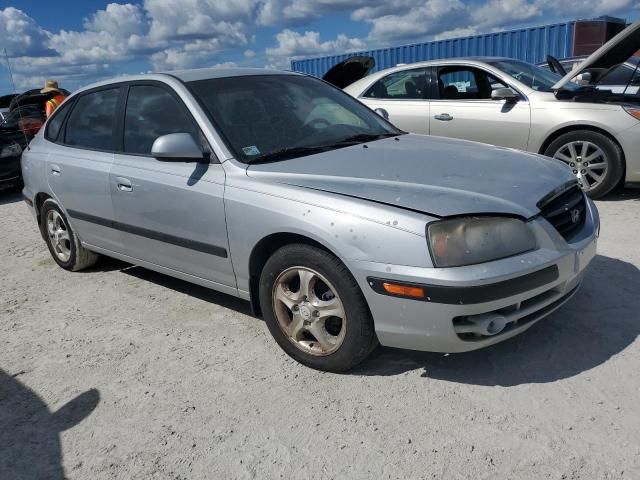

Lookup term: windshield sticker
[242,145,261,156]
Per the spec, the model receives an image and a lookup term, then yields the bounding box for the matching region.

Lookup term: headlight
[427,217,537,267]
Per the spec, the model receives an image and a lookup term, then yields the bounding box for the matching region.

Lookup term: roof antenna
[2,48,31,151]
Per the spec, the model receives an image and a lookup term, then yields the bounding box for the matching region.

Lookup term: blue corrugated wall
[291,21,576,77]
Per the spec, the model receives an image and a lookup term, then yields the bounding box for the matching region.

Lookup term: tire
[544,130,624,199]
[41,199,98,271]
[259,244,377,372]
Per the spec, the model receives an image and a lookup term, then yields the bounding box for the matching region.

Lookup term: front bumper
[350,199,599,353]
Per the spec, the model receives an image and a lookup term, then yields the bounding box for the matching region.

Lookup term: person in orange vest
[41,80,66,118]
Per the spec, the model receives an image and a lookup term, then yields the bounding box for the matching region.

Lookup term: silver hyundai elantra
[22,66,598,371]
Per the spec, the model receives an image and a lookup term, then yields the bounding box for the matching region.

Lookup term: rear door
[109,82,235,289]
[45,86,122,250]
[428,65,531,150]
[357,67,430,134]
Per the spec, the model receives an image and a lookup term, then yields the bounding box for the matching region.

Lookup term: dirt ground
[1,189,639,480]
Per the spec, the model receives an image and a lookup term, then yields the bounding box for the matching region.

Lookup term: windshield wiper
[330,132,401,146]
[246,145,331,164]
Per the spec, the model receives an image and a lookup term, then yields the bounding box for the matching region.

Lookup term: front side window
[65,88,119,150]
[363,68,429,100]
[188,75,401,163]
[437,67,507,100]
[124,85,201,155]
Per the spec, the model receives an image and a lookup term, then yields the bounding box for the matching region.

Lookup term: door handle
[50,164,61,176]
[434,113,453,121]
[116,177,133,192]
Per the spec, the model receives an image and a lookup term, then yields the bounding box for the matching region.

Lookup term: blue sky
[1,0,638,93]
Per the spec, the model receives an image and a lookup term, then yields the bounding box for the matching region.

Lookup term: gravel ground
[1,189,640,479]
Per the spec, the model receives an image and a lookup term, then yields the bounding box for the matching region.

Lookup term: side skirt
[83,242,251,301]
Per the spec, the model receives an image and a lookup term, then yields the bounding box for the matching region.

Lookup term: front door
[357,67,430,135]
[429,65,531,150]
[109,83,235,289]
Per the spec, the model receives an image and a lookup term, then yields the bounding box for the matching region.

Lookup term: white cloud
[474,0,540,29]
[266,29,366,68]
[244,49,256,57]
[258,0,374,26]
[0,7,52,57]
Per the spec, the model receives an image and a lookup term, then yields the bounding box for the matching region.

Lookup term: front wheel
[544,130,623,199]
[259,244,377,372]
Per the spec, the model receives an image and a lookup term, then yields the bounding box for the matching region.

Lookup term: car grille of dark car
[538,184,586,241]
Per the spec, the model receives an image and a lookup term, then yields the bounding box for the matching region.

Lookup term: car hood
[553,21,640,90]
[246,134,575,219]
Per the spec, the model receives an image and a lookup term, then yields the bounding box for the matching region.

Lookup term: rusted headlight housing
[427,217,537,268]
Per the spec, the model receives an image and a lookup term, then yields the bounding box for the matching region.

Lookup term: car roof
[72,67,300,96]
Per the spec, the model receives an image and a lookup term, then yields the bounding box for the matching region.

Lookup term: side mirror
[575,72,592,85]
[374,108,389,120]
[491,87,519,101]
[151,133,207,162]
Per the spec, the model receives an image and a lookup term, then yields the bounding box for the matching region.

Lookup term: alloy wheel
[272,267,347,356]
[553,140,608,192]
[46,210,71,262]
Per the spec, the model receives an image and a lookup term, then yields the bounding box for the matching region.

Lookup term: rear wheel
[544,130,623,199]
[259,244,377,372]
[41,200,98,271]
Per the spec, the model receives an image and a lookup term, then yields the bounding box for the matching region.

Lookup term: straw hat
[41,79,61,94]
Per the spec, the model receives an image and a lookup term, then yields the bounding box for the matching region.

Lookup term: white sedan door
[428,65,531,150]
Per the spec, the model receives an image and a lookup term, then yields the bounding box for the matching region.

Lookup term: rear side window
[363,68,429,100]
[45,100,73,142]
[123,85,200,155]
[65,88,119,150]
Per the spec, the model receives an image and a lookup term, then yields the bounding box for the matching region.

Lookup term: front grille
[538,184,586,242]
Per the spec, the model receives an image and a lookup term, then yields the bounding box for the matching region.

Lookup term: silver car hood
[246,134,574,218]
[553,21,640,90]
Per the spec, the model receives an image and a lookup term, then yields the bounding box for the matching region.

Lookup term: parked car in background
[0,93,18,123]
[338,21,640,199]
[22,67,598,371]
[0,88,68,191]
[1,103,45,191]
[541,55,640,94]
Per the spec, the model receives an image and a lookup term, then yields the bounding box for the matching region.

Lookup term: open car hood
[553,20,640,90]
[322,56,375,89]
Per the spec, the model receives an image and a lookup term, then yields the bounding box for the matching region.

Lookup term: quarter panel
[223,169,435,294]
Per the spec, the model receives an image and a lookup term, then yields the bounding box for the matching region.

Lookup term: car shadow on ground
[112,259,254,316]
[0,190,22,206]
[351,254,640,385]
[0,371,99,479]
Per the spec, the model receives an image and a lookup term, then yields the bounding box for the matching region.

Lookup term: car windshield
[488,59,579,92]
[187,74,402,163]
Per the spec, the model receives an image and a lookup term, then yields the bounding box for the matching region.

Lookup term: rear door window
[45,100,73,142]
[363,68,429,100]
[123,85,201,155]
[64,88,120,151]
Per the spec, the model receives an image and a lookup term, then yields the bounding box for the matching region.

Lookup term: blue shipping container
[291,21,576,77]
